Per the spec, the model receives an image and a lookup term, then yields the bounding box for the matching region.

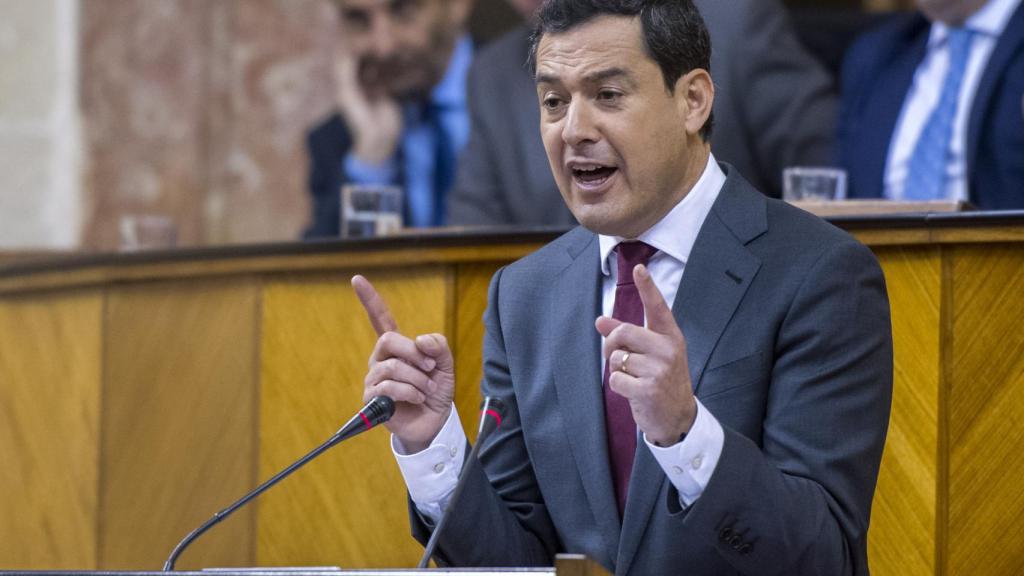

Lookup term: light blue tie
[904,28,975,200]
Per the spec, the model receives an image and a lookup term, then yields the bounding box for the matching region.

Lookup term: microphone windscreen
[364,395,396,427]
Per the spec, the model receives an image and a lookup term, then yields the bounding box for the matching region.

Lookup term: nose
[367,15,396,58]
[562,101,599,147]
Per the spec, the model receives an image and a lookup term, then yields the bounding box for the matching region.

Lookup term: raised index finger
[352,275,398,336]
[634,264,680,336]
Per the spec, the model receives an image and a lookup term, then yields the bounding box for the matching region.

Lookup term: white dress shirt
[884,0,1022,201]
[393,155,728,521]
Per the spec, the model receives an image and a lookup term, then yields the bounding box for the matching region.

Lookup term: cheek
[541,127,565,171]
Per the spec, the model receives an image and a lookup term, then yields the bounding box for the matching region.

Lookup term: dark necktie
[428,103,454,226]
[604,241,658,518]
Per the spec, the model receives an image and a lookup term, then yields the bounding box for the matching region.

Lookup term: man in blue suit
[838,0,1024,209]
[304,0,474,238]
[355,1,892,574]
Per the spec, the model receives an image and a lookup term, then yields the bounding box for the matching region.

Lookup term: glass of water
[341,185,403,239]
[783,167,848,201]
[119,215,178,251]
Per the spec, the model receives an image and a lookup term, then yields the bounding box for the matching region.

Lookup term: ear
[673,69,714,138]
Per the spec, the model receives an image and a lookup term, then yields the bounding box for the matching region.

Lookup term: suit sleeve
[302,119,349,239]
[727,0,839,194]
[447,58,515,226]
[409,266,562,566]
[671,239,892,576]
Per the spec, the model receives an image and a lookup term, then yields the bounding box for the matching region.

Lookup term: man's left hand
[596,264,697,447]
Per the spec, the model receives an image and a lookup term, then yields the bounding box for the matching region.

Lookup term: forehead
[535,16,652,81]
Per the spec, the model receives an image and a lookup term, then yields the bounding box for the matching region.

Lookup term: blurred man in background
[448,0,839,226]
[838,0,1024,209]
[304,0,474,238]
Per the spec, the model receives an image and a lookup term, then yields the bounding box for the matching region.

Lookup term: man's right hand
[334,46,402,166]
[353,275,454,453]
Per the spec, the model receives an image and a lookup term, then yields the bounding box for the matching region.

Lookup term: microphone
[417,396,507,569]
[163,396,395,571]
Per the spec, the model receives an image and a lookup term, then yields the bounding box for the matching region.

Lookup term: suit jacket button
[719,527,734,541]
[739,543,753,555]
[728,534,743,547]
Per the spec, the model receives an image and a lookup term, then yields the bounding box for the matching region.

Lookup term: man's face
[337,0,467,99]
[915,0,989,24]
[535,16,712,238]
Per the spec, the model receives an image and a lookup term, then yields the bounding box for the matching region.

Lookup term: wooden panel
[947,245,1024,576]
[453,263,503,442]
[868,247,942,576]
[100,280,260,570]
[258,267,450,568]
[0,292,103,569]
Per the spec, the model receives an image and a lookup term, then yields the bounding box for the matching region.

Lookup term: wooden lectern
[3,213,1024,575]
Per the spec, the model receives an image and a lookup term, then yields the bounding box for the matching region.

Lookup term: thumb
[634,264,679,336]
[415,334,454,373]
[595,315,624,338]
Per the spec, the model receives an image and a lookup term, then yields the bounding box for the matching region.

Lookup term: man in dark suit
[448,0,838,226]
[304,0,474,238]
[838,0,1024,209]
[355,1,892,574]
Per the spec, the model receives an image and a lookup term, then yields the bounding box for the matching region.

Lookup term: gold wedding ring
[620,351,631,376]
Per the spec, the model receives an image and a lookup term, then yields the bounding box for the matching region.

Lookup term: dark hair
[529,0,714,140]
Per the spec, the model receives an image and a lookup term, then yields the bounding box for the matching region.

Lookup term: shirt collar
[431,35,473,109]
[599,153,725,276]
[930,0,1021,43]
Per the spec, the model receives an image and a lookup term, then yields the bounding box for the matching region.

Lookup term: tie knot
[614,241,657,283]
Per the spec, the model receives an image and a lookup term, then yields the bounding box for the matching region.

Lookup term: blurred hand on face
[334,41,403,165]
[353,275,455,453]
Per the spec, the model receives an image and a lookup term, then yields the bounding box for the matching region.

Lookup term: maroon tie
[604,241,658,517]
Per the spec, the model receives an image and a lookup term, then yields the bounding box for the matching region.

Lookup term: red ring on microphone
[484,409,503,429]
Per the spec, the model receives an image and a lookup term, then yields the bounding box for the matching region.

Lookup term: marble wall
[0,0,81,249]
[80,0,338,249]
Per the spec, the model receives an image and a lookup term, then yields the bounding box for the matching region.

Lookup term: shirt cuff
[644,398,724,507]
[391,405,467,522]
[344,153,398,185]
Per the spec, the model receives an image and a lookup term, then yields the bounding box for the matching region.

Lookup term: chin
[572,208,631,237]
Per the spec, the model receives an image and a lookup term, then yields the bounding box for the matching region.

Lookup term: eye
[542,95,566,112]
[390,0,419,22]
[596,89,622,103]
[341,9,370,31]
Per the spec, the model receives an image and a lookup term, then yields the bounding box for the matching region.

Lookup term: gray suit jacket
[448,0,838,226]
[416,167,892,575]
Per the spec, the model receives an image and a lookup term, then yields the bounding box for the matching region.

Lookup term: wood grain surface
[452,263,503,442]
[947,245,1024,575]
[869,248,942,576]
[99,280,260,570]
[258,268,450,568]
[0,292,103,569]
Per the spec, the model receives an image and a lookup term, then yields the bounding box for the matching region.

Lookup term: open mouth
[571,165,618,188]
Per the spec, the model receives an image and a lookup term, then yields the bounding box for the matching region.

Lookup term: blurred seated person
[838,0,1024,209]
[304,0,474,238]
[448,0,838,226]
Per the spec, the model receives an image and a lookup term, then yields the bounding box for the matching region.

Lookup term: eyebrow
[535,67,636,87]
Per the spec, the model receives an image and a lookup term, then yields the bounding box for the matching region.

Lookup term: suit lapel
[548,232,622,566]
[615,170,764,576]
[967,4,1024,180]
